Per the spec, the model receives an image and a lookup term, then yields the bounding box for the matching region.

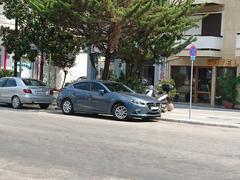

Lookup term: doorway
[195,67,212,104]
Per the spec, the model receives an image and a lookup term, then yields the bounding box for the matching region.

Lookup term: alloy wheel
[12,96,22,109]
[114,105,128,120]
[62,99,73,114]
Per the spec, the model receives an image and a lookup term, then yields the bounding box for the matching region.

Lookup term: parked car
[0,77,54,109]
[57,80,161,120]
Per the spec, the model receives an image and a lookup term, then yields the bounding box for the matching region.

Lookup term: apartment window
[202,13,222,37]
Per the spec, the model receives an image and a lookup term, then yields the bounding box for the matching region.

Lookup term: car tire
[112,103,128,120]
[11,96,22,109]
[61,99,74,115]
[39,103,50,109]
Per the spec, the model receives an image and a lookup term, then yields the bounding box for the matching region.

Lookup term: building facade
[169,0,240,106]
[0,3,14,71]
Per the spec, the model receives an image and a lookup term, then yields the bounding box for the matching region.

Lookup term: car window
[4,79,17,87]
[91,82,105,92]
[0,78,8,87]
[23,79,46,86]
[103,82,134,93]
[74,82,90,91]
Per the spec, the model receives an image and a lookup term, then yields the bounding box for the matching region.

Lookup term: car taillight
[23,89,32,94]
[58,89,63,93]
[50,89,54,95]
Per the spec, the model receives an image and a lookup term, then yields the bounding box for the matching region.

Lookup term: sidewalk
[160,103,240,128]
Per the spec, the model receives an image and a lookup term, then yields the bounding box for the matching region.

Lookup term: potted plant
[218,75,239,109]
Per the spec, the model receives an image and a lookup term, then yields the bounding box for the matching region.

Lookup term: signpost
[189,46,197,119]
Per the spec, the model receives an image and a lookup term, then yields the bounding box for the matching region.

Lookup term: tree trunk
[39,54,44,81]
[101,48,111,80]
[14,18,18,77]
[13,60,18,77]
[61,70,68,89]
[125,61,134,84]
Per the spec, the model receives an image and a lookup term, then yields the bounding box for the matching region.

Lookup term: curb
[159,118,240,129]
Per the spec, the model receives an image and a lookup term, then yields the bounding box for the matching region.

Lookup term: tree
[1,0,81,81]
[1,0,32,76]
[52,53,76,88]
[117,0,201,82]
[28,0,201,81]
[28,0,153,79]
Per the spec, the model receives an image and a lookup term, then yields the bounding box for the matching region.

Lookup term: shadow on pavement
[0,103,159,123]
[174,103,240,112]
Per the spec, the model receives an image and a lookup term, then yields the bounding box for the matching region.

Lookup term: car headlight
[130,99,145,106]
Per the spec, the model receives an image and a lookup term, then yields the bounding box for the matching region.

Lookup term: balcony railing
[177,36,223,57]
[193,0,224,5]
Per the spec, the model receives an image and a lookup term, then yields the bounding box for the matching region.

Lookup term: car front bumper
[127,103,161,118]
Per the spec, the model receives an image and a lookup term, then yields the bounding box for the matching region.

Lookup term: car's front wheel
[61,99,73,115]
[112,104,128,120]
[39,103,50,109]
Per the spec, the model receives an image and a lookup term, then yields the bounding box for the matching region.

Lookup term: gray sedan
[57,80,161,120]
[0,77,54,109]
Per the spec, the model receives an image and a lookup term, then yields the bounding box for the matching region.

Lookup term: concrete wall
[222,0,240,59]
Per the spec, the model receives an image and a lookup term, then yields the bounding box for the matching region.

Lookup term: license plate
[151,106,159,110]
[36,90,46,95]
[161,104,167,108]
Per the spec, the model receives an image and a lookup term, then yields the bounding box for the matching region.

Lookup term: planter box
[224,101,234,109]
[234,104,240,110]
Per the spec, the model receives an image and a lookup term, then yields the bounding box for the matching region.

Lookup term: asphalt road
[0,104,240,180]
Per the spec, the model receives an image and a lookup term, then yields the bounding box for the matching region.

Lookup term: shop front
[169,57,240,106]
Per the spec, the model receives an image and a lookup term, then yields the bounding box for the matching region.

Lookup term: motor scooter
[145,84,174,113]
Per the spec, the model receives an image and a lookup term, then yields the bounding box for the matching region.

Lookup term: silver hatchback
[0,77,54,109]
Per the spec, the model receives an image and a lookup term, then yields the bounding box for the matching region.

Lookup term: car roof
[0,77,42,81]
[74,80,120,84]
[0,77,20,80]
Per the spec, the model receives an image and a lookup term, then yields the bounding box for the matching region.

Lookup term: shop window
[143,66,154,85]
[171,66,195,102]
[215,67,237,105]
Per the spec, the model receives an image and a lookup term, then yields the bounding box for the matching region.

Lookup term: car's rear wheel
[11,96,22,109]
[113,104,128,120]
[39,103,50,109]
[61,99,73,115]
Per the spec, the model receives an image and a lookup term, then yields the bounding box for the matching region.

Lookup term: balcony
[177,36,223,57]
[193,0,224,5]
[236,34,240,56]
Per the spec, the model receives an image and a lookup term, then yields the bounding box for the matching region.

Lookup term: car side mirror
[98,89,105,95]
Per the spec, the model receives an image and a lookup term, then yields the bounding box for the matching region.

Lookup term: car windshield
[23,79,46,86]
[103,82,134,93]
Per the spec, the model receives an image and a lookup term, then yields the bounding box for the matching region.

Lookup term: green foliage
[28,0,201,79]
[52,53,76,70]
[110,72,147,93]
[0,70,14,78]
[156,79,177,101]
[218,75,240,103]
[1,0,81,79]
[117,0,202,75]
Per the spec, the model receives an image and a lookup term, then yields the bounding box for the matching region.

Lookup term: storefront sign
[208,59,240,66]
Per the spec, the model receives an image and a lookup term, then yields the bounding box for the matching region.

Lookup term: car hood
[116,92,159,102]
